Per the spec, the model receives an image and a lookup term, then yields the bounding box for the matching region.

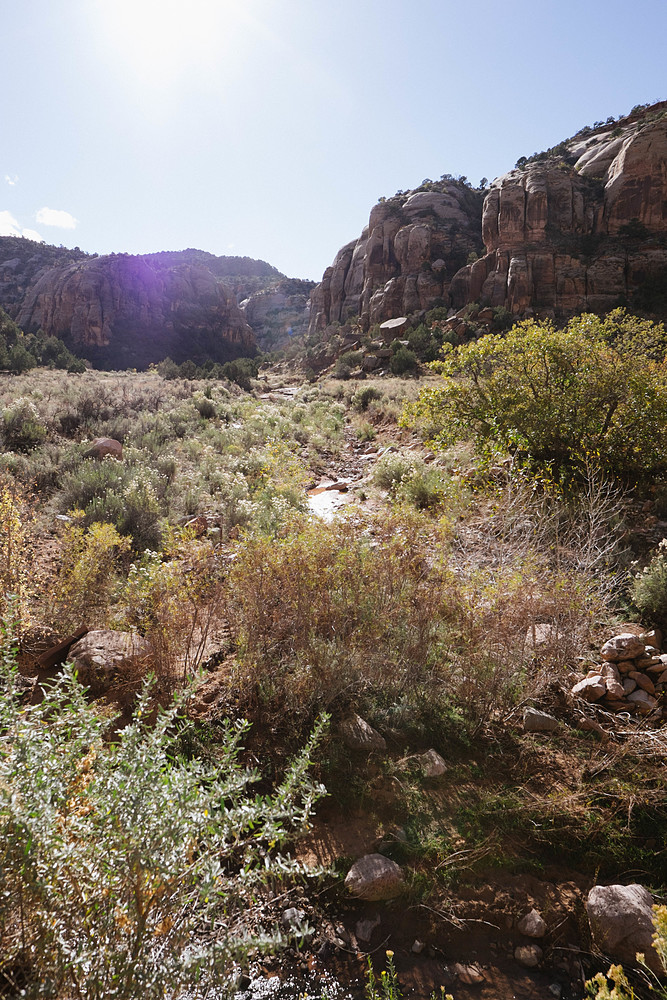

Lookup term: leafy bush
[0,627,326,1000]
[1,397,46,453]
[631,540,667,630]
[352,385,382,412]
[46,517,130,633]
[405,310,667,482]
[389,346,418,375]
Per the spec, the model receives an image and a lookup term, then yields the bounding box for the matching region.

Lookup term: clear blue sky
[1,0,665,280]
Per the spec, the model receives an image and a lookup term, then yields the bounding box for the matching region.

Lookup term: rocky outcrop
[310,102,667,331]
[310,183,484,331]
[239,278,314,351]
[0,241,293,368]
[14,253,255,369]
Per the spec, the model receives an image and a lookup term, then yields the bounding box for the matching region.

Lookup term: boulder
[514,944,543,968]
[627,689,658,713]
[587,884,661,974]
[84,437,123,460]
[600,634,646,662]
[452,963,485,984]
[523,707,559,733]
[571,676,606,702]
[517,908,547,938]
[69,629,153,694]
[417,748,447,777]
[338,714,386,751]
[344,854,405,901]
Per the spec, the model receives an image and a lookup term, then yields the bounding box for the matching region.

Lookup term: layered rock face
[310,183,484,331]
[0,241,284,367]
[310,103,667,330]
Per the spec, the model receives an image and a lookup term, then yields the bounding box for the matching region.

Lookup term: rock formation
[310,102,667,332]
[0,241,293,367]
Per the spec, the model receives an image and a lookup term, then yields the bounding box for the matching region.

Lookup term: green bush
[631,541,667,630]
[390,346,418,375]
[0,625,326,1000]
[405,310,667,482]
[1,397,46,453]
[352,385,382,412]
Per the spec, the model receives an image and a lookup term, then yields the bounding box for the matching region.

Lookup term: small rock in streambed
[514,943,543,967]
[523,707,559,732]
[344,854,405,901]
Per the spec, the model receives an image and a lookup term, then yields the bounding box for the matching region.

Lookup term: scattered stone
[627,689,658,713]
[338,714,386,751]
[600,634,646,662]
[411,939,426,954]
[616,660,635,674]
[571,676,606,701]
[355,914,381,943]
[418,748,448,776]
[452,963,485,984]
[629,671,656,694]
[514,944,543,967]
[281,907,305,929]
[84,437,123,460]
[523,707,559,732]
[549,984,562,998]
[517,908,547,938]
[587,884,662,974]
[69,630,153,694]
[641,628,662,649]
[605,677,626,699]
[344,854,405,901]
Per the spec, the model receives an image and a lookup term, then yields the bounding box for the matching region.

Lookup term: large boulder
[69,629,153,694]
[84,437,123,460]
[587,884,662,974]
[344,854,405,901]
[338,714,386,751]
[601,634,646,662]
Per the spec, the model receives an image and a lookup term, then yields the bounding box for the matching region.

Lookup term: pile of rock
[571,628,666,716]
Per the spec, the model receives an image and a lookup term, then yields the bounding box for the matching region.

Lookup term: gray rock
[600,634,646,662]
[587,884,661,974]
[452,963,485,984]
[418,748,447,776]
[571,676,606,701]
[338,714,386,751]
[281,907,305,929]
[523,708,559,733]
[517,908,547,938]
[355,914,381,943]
[69,629,152,694]
[344,854,405,901]
[514,944,543,967]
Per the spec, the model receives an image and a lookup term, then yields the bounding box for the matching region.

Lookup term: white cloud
[0,211,42,241]
[4,174,18,187]
[0,210,21,236]
[36,207,78,229]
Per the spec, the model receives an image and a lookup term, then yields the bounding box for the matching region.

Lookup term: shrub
[352,385,382,412]
[631,540,667,630]
[389,346,418,375]
[1,397,46,453]
[0,629,326,1000]
[46,517,130,633]
[405,310,667,482]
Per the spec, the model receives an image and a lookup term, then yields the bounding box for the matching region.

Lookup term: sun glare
[95,0,249,90]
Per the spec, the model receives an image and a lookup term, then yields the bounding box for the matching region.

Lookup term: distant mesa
[310,100,667,332]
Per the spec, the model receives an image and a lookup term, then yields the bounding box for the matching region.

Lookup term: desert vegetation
[2,310,667,996]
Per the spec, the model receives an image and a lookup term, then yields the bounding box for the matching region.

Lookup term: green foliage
[631,540,667,630]
[0,627,327,999]
[405,310,667,482]
[352,385,382,412]
[1,397,46,452]
[389,346,418,375]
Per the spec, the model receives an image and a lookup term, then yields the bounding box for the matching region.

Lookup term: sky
[1,0,666,281]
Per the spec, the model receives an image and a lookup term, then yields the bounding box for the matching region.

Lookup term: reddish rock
[84,437,123,460]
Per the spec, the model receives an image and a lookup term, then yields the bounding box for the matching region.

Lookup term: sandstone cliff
[0,241,285,368]
[310,102,667,331]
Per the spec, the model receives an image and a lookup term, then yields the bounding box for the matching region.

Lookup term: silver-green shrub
[0,622,326,999]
